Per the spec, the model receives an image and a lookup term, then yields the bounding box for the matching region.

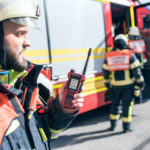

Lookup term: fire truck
[25,0,150,114]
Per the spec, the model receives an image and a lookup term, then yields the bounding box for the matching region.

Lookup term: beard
[5,46,28,72]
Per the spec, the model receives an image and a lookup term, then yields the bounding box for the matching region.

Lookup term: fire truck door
[135,3,150,87]
[111,3,130,38]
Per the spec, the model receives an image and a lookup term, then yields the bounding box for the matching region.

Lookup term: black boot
[123,123,133,133]
[110,120,117,131]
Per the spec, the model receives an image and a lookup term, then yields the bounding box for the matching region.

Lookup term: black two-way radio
[62,48,92,108]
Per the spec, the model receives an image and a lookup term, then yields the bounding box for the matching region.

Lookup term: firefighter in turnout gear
[128,26,146,68]
[128,26,146,104]
[102,34,145,133]
[0,0,84,149]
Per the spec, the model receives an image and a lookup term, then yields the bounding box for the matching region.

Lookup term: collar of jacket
[0,66,28,85]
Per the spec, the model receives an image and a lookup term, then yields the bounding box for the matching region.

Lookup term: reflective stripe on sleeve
[5,119,20,136]
[102,63,109,70]
[130,60,140,69]
[136,76,144,83]
[50,128,64,140]
[39,128,47,142]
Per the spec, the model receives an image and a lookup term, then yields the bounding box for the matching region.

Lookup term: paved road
[51,88,150,150]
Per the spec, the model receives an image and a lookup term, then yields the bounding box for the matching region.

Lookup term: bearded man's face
[3,20,30,71]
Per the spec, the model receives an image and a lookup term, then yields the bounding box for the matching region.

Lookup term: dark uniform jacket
[102,49,144,87]
[0,64,77,150]
[128,39,146,68]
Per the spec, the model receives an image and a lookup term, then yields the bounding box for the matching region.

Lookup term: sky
[139,0,149,4]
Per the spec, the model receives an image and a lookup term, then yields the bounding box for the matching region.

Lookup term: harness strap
[22,87,39,111]
[19,64,45,149]
[8,94,24,114]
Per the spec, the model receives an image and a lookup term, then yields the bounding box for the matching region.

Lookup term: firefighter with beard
[0,0,84,149]
[102,34,145,133]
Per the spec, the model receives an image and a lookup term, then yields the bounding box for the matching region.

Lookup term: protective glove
[105,87,113,102]
[105,82,110,89]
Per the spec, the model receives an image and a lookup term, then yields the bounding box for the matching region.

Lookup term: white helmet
[0,0,40,68]
[128,26,140,36]
[0,0,40,28]
[114,34,128,45]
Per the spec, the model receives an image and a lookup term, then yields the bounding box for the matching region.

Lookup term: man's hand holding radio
[57,48,91,114]
[58,82,85,114]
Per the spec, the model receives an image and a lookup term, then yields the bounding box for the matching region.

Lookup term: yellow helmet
[0,0,40,28]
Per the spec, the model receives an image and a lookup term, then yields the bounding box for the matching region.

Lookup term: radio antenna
[82,48,92,75]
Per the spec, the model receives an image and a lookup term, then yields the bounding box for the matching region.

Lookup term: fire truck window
[143,15,150,29]
[111,3,130,38]
[136,5,150,30]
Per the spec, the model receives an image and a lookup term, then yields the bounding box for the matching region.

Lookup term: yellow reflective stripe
[85,87,106,96]
[53,83,64,89]
[111,79,134,86]
[134,88,140,96]
[50,128,64,140]
[122,117,132,122]
[25,49,49,57]
[122,101,134,123]
[0,73,9,84]
[9,69,28,86]
[53,75,106,97]
[130,60,140,69]
[104,79,110,83]
[111,70,134,85]
[28,111,34,119]
[130,7,135,27]
[27,59,49,64]
[52,48,105,55]
[53,55,104,63]
[134,85,139,89]
[136,76,144,83]
[28,114,32,119]
[125,70,130,81]
[26,54,105,64]
[129,101,134,118]
[25,48,105,57]
[84,76,104,83]
[5,119,20,136]
[109,114,120,120]
[25,48,105,64]
[96,0,110,3]
[39,128,47,142]
[111,71,115,81]
[141,54,144,66]
[102,63,109,70]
